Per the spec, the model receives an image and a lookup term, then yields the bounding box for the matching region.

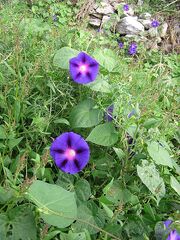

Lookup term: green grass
[0,1,179,239]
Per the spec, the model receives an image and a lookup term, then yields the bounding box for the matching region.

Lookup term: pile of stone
[89,0,169,49]
[89,0,118,28]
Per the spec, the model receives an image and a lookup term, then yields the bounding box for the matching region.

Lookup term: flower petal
[167,230,180,240]
[164,220,173,229]
[50,132,90,174]
[69,52,99,84]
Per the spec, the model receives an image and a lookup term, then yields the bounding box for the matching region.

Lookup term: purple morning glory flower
[130,42,137,49]
[69,52,99,84]
[164,220,173,229]
[167,230,180,240]
[128,42,137,55]
[151,20,160,28]
[104,105,114,122]
[118,42,124,49]
[164,220,180,240]
[123,4,129,11]
[50,132,90,174]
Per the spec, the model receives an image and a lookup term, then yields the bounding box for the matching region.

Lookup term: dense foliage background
[0,0,179,239]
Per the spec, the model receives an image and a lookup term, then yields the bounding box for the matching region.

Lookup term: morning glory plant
[128,42,137,55]
[164,220,173,229]
[164,220,180,240]
[50,132,90,174]
[123,4,129,11]
[151,20,160,28]
[167,230,180,240]
[69,52,99,84]
[118,42,124,49]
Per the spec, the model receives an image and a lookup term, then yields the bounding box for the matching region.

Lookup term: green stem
[76,217,121,240]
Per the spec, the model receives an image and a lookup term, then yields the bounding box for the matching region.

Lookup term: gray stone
[148,27,158,38]
[102,15,111,24]
[139,36,149,42]
[111,2,122,10]
[132,16,138,20]
[148,41,159,50]
[93,3,98,10]
[111,2,121,9]
[89,17,101,27]
[90,13,103,19]
[160,22,168,38]
[174,22,180,44]
[156,37,162,43]
[109,1,124,10]
[174,22,180,36]
[139,12,151,20]
[125,34,136,38]
[109,0,121,4]
[125,35,147,42]
[100,0,109,3]
[137,0,144,6]
[96,2,114,15]
[138,19,152,30]
[162,43,173,53]
[116,16,144,35]
[89,8,97,14]
[120,13,134,19]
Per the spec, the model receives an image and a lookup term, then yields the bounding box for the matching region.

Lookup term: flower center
[79,64,88,73]
[65,148,76,160]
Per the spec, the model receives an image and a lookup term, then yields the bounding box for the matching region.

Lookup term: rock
[109,0,121,4]
[148,27,158,38]
[149,42,159,50]
[110,1,125,10]
[111,2,121,9]
[90,13,103,19]
[138,19,152,30]
[89,8,97,14]
[174,22,180,44]
[102,15,111,24]
[174,22,180,36]
[96,2,114,15]
[89,17,101,27]
[162,43,173,53]
[124,34,135,39]
[139,36,149,43]
[92,3,98,10]
[120,13,137,19]
[132,16,138,20]
[116,16,144,35]
[160,22,168,38]
[125,35,148,43]
[156,37,162,44]
[137,0,144,6]
[139,12,151,20]
[100,0,109,3]
[146,40,159,50]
